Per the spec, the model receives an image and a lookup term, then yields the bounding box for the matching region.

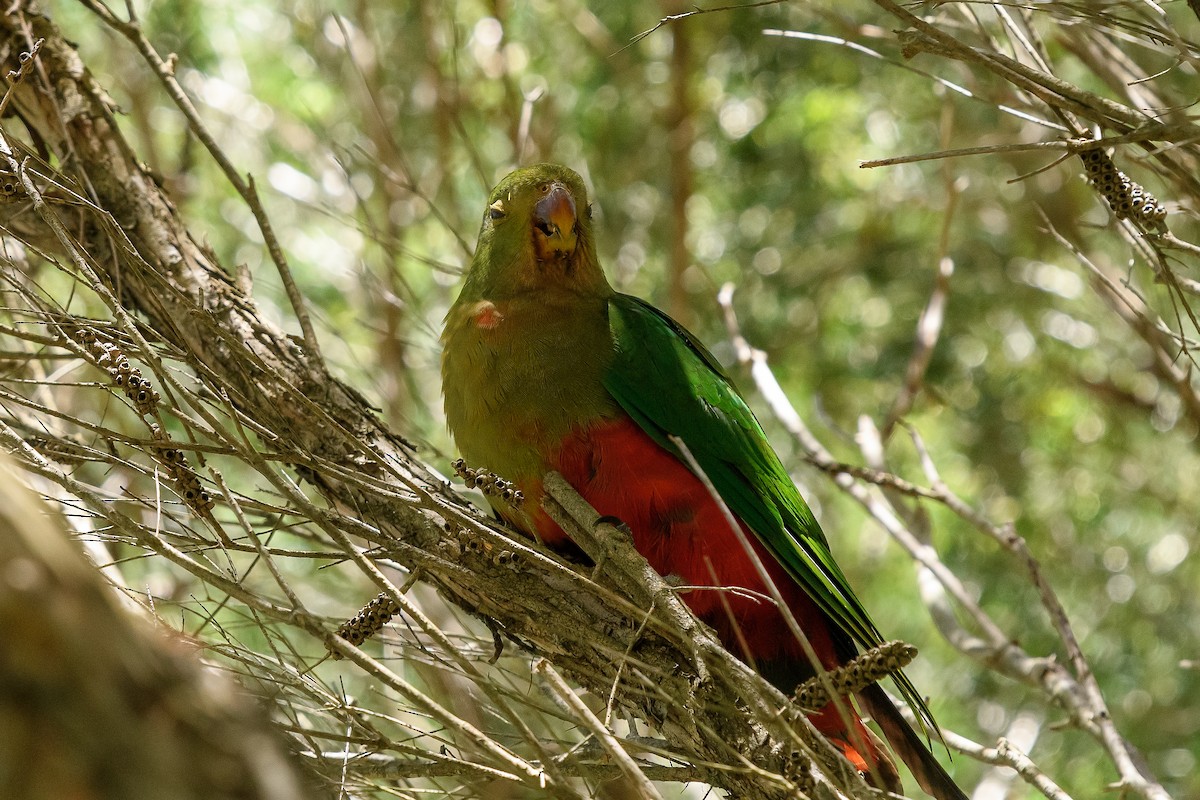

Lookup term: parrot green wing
[603,293,938,736]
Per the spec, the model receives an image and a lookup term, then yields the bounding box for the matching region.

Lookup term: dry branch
[719,286,1171,800]
[0,450,318,800]
[0,3,877,798]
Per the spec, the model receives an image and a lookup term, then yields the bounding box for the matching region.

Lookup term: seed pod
[1079,147,1168,232]
[330,593,403,657]
[794,640,917,711]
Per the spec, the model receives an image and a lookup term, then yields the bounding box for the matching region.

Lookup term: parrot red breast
[441,163,966,800]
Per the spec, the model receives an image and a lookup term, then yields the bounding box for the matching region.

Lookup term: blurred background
[20,0,1200,796]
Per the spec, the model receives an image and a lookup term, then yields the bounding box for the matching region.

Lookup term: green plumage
[605,293,939,737]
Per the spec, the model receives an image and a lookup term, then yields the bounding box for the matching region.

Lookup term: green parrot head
[462,163,609,301]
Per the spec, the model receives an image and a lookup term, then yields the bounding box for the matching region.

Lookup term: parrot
[441,163,966,800]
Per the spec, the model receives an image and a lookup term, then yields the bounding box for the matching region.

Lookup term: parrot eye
[487,200,506,221]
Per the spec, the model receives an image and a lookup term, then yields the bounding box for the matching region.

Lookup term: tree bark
[0,454,322,800]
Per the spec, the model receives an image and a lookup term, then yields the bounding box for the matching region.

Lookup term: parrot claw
[594,514,632,535]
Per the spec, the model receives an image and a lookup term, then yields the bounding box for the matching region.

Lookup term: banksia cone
[453,458,525,504]
[1079,148,1167,231]
[794,640,917,711]
[331,593,402,657]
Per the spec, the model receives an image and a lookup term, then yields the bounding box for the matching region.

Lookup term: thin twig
[621,1,786,53]
[719,284,1172,800]
[535,658,663,800]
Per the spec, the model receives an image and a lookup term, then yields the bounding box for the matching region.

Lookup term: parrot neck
[462,233,612,304]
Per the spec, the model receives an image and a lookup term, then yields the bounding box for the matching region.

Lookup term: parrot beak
[533,182,578,260]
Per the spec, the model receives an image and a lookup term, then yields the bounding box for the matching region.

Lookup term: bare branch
[717,285,1171,800]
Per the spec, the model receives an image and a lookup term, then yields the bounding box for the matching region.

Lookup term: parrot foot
[593,514,632,534]
[589,514,634,581]
[793,640,918,711]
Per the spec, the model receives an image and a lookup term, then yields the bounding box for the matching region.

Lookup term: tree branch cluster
[0,1,1194,798]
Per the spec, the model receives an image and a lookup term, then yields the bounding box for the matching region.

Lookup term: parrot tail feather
[827,727,902,794]
[859,682,968,800]
[808,699,901,793]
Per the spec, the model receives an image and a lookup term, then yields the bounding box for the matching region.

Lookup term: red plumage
[517,415,890,781]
